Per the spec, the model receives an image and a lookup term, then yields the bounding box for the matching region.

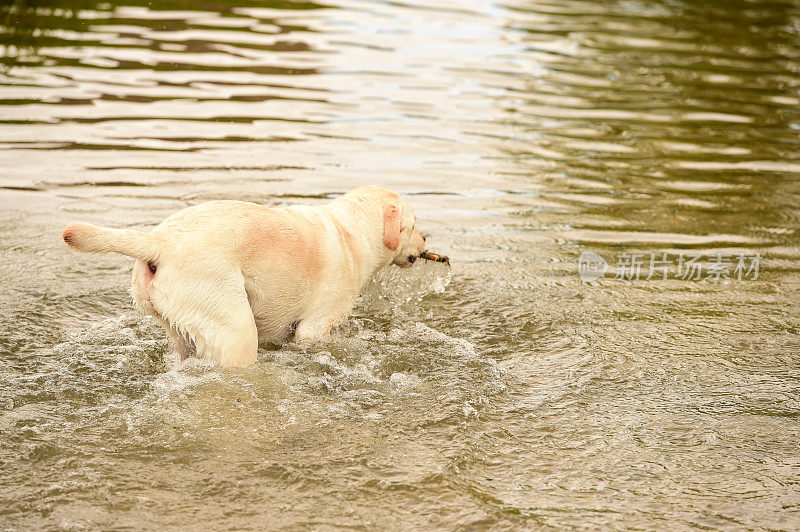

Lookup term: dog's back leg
[161,319,195,361]
[199,278,259,368]
[213,309,258,368]
[152,267,258,368]
[150,315,195,360]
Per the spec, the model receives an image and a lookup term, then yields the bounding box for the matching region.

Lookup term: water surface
[1,0,799,529]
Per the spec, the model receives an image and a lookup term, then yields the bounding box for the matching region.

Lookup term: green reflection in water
[1,0,98,66]
[0,0,329,68]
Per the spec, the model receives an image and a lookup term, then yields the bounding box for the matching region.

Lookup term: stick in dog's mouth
[419,250,450,265]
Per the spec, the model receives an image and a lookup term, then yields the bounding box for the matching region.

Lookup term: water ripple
[1,0,800,529]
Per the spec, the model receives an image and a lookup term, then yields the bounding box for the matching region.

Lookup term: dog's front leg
[293,296,355,345]
[294,319,332,344]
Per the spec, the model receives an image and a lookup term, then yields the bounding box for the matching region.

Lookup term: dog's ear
[383,205,401,251]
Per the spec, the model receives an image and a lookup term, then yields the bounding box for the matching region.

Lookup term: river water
[1,0,799,529]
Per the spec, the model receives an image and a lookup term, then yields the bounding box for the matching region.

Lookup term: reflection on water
[1,0,97,66]
[1,0,799,529]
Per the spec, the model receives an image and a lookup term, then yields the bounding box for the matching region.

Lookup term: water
[1,0,799,529]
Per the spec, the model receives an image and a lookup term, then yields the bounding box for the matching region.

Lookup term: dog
[62,186,427,367]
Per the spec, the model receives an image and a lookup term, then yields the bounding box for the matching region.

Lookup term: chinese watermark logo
[578,251,608,282]
[578,251,761,282]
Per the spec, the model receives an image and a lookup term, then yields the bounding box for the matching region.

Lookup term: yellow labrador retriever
[62,186,426,367]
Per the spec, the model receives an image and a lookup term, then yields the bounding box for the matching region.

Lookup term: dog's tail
[62,222,162,262]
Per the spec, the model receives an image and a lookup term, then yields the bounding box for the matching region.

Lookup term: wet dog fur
[62,186,426,367]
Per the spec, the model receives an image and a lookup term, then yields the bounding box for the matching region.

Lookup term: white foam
[360,261,451,309]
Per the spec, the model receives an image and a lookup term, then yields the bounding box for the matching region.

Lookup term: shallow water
[1,0,800,529]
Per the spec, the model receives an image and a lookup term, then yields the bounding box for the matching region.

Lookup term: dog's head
[381,194,426,268]
[347,186,426,268]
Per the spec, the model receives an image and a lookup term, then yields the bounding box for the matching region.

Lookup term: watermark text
[578,251,760,282]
